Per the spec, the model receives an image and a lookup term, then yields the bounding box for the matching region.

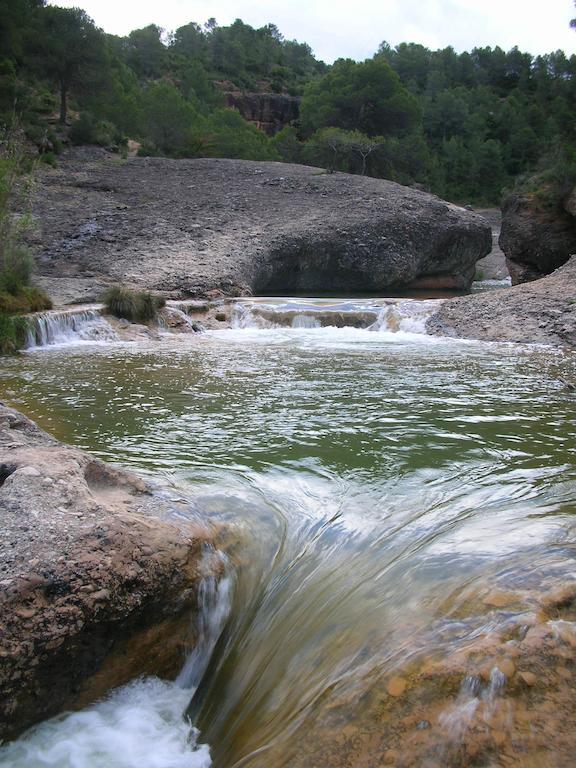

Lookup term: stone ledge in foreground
[0,403,218,741]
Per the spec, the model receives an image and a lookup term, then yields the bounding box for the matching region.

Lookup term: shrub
[0,286,52,314]
[39,151,57,168]
[70,113,122,148]
[0,313,29,354]
[103,286,164,323]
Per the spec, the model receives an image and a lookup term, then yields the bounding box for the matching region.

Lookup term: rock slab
[428,255,576,346]
[30,152,491,304]
[0,403,218,740]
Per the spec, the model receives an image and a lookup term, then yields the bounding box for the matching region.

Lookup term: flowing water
[1,298,576,767]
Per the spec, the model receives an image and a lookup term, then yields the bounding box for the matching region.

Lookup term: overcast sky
[48,0,576,62]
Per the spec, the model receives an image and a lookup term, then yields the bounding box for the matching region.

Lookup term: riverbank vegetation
[0,131,51,353]
[1,0,574,204]
[103,286,165,323]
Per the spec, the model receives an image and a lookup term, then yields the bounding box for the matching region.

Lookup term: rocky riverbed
[0,403,221,740]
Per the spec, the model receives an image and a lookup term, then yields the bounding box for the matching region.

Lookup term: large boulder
[0,403,220,740]
[499,191,576,284]
[29,153,491,305]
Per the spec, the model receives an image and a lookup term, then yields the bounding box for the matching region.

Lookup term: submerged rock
[30,153,491,304]
[0,403,220,741]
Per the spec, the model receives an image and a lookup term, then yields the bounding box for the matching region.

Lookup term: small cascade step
[25,307,118,348]
[231,297,442,334]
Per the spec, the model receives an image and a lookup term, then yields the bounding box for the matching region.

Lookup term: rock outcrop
[499,191,576,284]
[427,255,576,346]
[0,403,219,740]
[29,151,491,305]
[224,91,300,135]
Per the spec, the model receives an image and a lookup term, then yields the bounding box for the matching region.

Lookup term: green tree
[300,58,420,138]
[142,80,197,155]
[31,6,106,123]
[124,24,166,79]
[271,125,303,163]
[198,108,279,160]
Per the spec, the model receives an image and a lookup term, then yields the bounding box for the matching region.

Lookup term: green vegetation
[103,286,165,323]
[0,131,51,353]
[0,1,574,203]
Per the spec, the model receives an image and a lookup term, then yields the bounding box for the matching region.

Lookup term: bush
[0,286,52,314]
[103,286,164,322]
[70,113,122,148]
[39,151,57,167]
[0,313,29,354]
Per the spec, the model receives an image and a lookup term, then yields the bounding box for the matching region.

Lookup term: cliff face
[499,190,576,284]
[224,91,300,135]
[29,151,491,305]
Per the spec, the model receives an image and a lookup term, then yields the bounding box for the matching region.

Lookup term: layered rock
[499,191,576,284]
[427,255,576,346]
[29,152,491,305]
[0,403,219,740]
[224,91,300,135]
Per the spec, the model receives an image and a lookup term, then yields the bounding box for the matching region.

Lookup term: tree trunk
[59,82,67,125]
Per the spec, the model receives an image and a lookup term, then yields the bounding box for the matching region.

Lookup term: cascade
[25,308,118,348]
[0,558,233,768]
[231,297,441,333]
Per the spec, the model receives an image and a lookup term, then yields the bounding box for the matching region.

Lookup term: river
[1,298,575,767]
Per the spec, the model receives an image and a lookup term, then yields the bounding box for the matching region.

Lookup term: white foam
[0,677,211,768]
[0,564,234,768]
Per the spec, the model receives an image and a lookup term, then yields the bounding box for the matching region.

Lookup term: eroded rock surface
[428,256,576,346]
[0,403,218,740]
[29,151,491,305]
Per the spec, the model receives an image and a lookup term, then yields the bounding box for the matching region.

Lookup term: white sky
[48,0,576,63]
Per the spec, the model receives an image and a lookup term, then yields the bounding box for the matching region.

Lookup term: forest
[0,0,575,204]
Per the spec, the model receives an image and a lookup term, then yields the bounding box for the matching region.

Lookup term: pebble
[520,671,537,686]
[387,676,407,697]
[497,658,516,678]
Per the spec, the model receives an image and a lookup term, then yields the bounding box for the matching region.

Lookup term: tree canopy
[0,2,574,204]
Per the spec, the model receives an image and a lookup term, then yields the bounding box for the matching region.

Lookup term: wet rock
[0,403,219,741]
[519,670,537,686]
[387,676,407,697]
[497,658,516,678]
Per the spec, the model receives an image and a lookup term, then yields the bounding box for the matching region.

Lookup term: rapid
[1,297,575,767]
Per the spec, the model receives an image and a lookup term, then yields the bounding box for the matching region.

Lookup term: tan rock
[387,676,407,697]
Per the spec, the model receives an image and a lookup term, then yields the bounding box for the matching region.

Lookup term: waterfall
[0,557,233,768]
[25,308,118,349]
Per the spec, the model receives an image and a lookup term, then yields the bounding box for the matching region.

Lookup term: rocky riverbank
[0,403,221,741]
[427,256,576,346]
[28,149,491,304]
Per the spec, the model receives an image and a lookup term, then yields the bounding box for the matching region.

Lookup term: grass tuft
[103,286,165,323]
